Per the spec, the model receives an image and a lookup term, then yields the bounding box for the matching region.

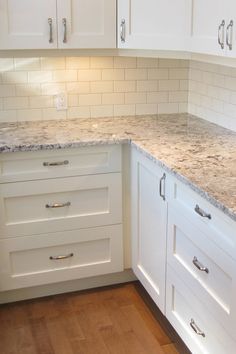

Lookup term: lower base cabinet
[166,266,236,354]
[0,224,123,291]
[131,148,167,313]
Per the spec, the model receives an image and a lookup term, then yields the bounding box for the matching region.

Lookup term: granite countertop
[0,113,235,222]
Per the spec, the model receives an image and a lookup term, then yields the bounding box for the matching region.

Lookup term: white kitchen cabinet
[191,0,236,56]
[118,0,192,50]
[0,0,116,49]
[0,0,57,49]
[57,0,116,48]
[131,148,167,313]
[0,145,123,291]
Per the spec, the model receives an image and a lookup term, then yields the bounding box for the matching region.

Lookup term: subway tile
[102,93,124,105]
[41,83,66,95]
[0,110,17,122]
[169,91,188,103]
[68,94,79,107]
[42,108,67,120]
[137,57,158,68]
[114,57,136,68]
[137,80,158,92]
[79,94,102,106]
[17,109,42,121]
[114,81,136,92]
[91,81,113,93]
[2,71,28,84]
[28,71,52,83]
[125,69,147,80]
[0,85,16,97]
[102,69,124,81]
[41,57,65,70]
[67,106,90,119]
[66,57,90,69]
[0,58,14,72]
[91,105,113,118]
[14,58,40,71]
[169,68,189,80]
[16,84,41,97]
[125,92,146,104]
[66,82,90,94]
[4,97,29,110]
[52,70,77,82]
[136,103,158,115]
[90,57,113,68]
[147,92,169,103]
[148,69,168,80]
[159,80,180,91]
[114,104,135,117]
[78,69,101,81]
[29,96,53,109]
[158,103,179,114]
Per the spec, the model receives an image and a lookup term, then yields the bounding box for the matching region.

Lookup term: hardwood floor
[0,282,189,354]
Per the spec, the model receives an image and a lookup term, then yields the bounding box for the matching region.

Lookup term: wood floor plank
[0,283,186,354]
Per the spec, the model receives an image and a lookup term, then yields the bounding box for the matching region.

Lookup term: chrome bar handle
[48,18,53,43]
[190,319,205,338]
[120,19,126,43]
[62,18,67,43]
[46,202,71,209]
[159,173,166,201]
[50,253,73,261]
[226,20,233,50]
[194,205,211,220]
[43,160,69,167]
[193,256,209,274]
[218,20,225,49]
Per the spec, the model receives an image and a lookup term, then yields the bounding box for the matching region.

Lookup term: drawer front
[169,176,236,260]
[0,224,123,291]
[166,266,236,354]
[0,173,122,237]
[0,145,121,183]
[167,207,236,340]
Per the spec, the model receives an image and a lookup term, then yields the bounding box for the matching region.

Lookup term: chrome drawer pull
[190,319,205,338]
[193,256,209,274]
[226,20,233,50]
[48,18,53,43]
[120,19,126,42]
[62,18,67,43]
[43,160,69,167]
[159,173,166,201]
[218,20,225,49]
[50,253,73,261]
[46,202,71,209]
[194,205,211,219]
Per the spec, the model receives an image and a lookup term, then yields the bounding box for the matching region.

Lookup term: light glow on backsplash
[0,56,189,122]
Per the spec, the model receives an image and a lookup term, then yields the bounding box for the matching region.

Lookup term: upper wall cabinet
[0,0,116,49]
[191,0,236,57]
[117,0,192,51]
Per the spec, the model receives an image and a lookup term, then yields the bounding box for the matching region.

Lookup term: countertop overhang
[0,113,235,222]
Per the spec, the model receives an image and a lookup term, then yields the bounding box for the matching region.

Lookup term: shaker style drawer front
[0,224,123,291]
[0,145,121,183]
[166,266,236,354]
[167,207,236,339]
[169,177,236,260]
[0,173,122,237]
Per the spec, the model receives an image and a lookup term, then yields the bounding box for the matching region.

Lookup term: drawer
[169,176,236,260]
[0,224,123,291]
[167,207,236,340]
[0,173,122,237]
[0,145,121,183]
[166,266,236,354]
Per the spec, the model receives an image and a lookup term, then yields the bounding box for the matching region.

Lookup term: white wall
[0,57,189,122]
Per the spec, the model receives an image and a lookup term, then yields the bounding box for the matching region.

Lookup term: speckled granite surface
[0,113,235,222]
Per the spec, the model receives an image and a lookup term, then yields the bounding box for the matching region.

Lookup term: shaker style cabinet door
[191,0,226,56]
[0,0,57,49]
[118,0,191,50]
[57,0,116,48]
[131,148,168,314]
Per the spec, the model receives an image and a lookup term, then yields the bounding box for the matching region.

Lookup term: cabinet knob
[50,253,74,260]
[159,173,166,201]
[190,319,206,338]
[46,202,71,209]
[192,256,209,274]
[62,18,67,43]
[194,205,211,220]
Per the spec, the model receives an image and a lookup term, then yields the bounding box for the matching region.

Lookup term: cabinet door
[224,1,236,57]
[191,0,226,56]
[0,0,57,49]
[131,148,167,313]
[118,0,191,50]
[57,0,116,48]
